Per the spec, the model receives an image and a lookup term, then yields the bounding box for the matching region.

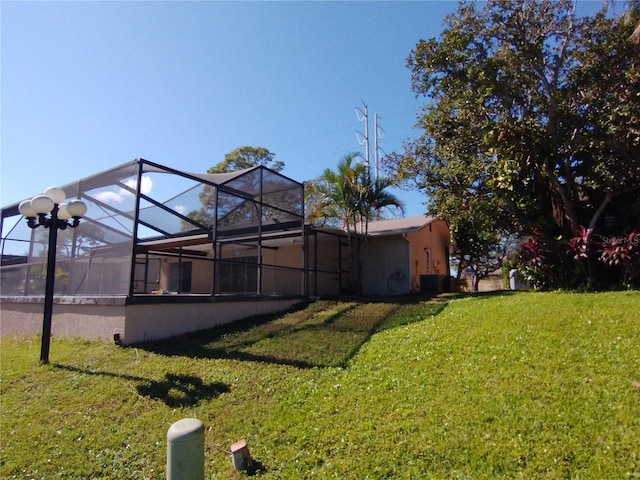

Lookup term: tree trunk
[472,274,480,292]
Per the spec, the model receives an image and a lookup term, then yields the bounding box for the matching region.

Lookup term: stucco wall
[159,257,214,294]
[158,246,306,296]
[262,243,304,269]
[308,231,351,297]
[0,297,126,340]
[360,236,411,295]
[261,244,305,296]
[360,219,450,295]
[407,219,450,291]
[123,298,303,344]
[0,297,305,345]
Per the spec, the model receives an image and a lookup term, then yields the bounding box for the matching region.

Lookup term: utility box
[420,274,441,293]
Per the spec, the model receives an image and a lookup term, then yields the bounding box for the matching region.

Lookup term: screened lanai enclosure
[1,159,351,301]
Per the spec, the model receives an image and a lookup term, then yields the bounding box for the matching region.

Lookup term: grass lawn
[1,291,638,479]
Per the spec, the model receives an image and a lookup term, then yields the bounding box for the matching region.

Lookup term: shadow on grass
[53,364,230,407]
[136,373,230,407]
[136,294,452,369]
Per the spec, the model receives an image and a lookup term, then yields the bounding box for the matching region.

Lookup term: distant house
[460,267,505,292]
[0,159,450,344]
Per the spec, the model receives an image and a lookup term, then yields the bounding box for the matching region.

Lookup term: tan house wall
[406,219,450,291]
[261,244,305,296]
[262,243,304,268]
[191,259,213,293]
[159,257,214,294]
[360,219,450,295]
[150,231,355,298]
[158,246,306,296]
[307,231,350,297]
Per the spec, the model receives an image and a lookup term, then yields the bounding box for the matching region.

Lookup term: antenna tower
[374,113,385,181]
[355,100,370,170]
[356,101,384,179]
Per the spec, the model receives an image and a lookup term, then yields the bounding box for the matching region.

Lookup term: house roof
[360,215,439,236]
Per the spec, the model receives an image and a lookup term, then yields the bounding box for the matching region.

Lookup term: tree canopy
[208,146,284,173]
[387,0,640,289]
[185,146,283,229]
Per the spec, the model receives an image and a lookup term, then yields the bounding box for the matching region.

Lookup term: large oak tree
[388,0,640,289]
[207,146,284,174]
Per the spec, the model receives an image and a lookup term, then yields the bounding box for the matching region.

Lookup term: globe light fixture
[18,187,88,364]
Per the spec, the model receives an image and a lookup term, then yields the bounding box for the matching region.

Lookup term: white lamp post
[18,187,87,364]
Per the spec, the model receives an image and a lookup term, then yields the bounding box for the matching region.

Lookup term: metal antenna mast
[356,101,385,179]
[373,113,385,181]
[355,100,370,171]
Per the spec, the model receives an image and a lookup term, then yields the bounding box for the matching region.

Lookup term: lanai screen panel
[0,161,139,296]
[261,169,304,226]
[212,167,306,296]
[130,162,217,295]
[1,161,306,298]
[134,164,212,239]
[215,167,304,237]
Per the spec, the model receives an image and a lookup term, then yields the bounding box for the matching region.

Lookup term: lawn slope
[1,291,638,479]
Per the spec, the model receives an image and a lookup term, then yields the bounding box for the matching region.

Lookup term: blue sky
[1,1,609,217]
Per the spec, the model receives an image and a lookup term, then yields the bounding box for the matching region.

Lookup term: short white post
[167,418,205,480]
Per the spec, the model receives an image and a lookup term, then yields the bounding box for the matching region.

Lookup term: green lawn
[1,291,638,479]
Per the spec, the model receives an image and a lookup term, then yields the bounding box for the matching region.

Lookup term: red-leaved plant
[567,226,593,260]
[568,226,640,288]
[600,231,640,287]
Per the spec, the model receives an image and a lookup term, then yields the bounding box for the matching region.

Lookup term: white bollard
[167,418,205,480]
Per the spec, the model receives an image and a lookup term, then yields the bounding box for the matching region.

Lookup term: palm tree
[605,0,640,43]
[306,153,404,231]
[358,174,405,235]
[306,153,404,292]
[306,153,364,232]
[628,0,640,43]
